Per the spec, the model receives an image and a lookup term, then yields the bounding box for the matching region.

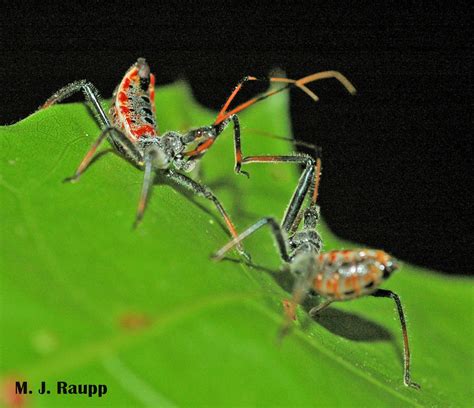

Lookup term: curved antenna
[214,70,356,126]
[297,70,356,95]
[215,76,319,126]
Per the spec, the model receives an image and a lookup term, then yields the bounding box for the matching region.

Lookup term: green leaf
[0,81,472,407]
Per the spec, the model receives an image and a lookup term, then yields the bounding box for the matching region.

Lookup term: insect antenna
[214,71,356,126]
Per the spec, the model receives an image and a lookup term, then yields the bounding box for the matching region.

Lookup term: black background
[1,3,471,275]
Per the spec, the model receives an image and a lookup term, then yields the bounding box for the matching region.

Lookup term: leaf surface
[0,82,472,407]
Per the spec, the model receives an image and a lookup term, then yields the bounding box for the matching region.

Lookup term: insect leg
[64,128,143,182]
[132,152,155,228]
[227,114,249,177]
[164,170,247,257]
[288,156,322,235]
[41,80,111,128]
[212,217,291,262]
[230,120,323,224]
[372,289,420,389]
[237,153,320,233]
[308,299,333,317]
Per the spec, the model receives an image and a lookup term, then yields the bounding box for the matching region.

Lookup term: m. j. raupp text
[15,381,108,397]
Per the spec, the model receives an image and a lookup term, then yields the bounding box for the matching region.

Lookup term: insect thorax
[138,132,195,172]
[290,230,322,255]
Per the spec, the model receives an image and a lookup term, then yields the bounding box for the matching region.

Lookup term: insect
[212,154,420,389]
[40,58,355,251]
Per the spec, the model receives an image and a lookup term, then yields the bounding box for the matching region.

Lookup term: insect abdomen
[313,249,398,300]
[111,59,158,141]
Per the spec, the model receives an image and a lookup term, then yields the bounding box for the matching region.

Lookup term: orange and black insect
[41,58,355,252]
[213,155,419,389]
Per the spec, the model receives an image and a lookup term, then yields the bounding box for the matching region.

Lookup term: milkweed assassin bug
[41,58,355,254]
[213,155,420,389]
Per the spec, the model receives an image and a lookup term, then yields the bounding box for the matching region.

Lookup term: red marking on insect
[118,92,128,103]
[367,264,380,283]
[134,125,155,137]
[333,274,341,299]
[314,274,323,290]
[323,274,341,299]
[325,277,333,292]
[128,67,138,79]
[342,276,351,292]
[149,74,156,112]
[353,275,362,295]
[341,249,352,262]
[376,250,389,264]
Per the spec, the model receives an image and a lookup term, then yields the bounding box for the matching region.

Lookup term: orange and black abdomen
[313,249,398,300]
[110,58,158,142]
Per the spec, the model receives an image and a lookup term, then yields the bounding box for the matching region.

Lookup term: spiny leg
[372,289,420,389]
[41,80,111,129]
[164,170,247,257]
[212,217,291,262]
[64,127,143,183]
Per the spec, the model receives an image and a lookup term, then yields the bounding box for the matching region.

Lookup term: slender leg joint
[309,299,333,317]
[230,114,250,178]
[372,289,420,389]
[212,216,291,263]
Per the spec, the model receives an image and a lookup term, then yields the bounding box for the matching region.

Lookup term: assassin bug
[40,58,355,247]
[213,155,420,389]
